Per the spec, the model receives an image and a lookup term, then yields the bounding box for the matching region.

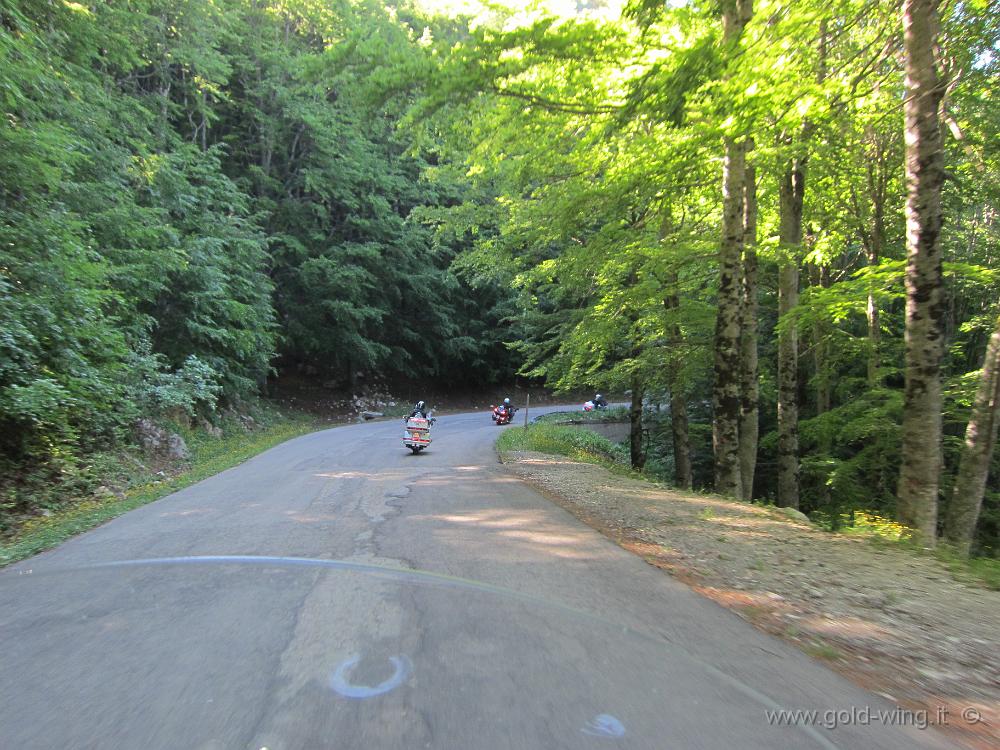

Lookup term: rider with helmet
[410,400,429,418]
[593,393,608,409]
[493,397,516,422]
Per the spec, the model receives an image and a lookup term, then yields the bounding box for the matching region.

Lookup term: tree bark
[739,164,759,502]
[714,136,747,498]
[713,0,753,498]
[777,158,806,508]
[630,375,646,470]
[943,313,1000,555]
[898,0,946,546]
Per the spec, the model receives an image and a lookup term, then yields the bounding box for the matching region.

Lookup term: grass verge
[496,422,628,465]
[0,411,319,568]
[533,406,630,424]
[936,546,1000,590]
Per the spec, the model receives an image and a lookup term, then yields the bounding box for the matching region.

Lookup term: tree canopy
[1,0,998,554]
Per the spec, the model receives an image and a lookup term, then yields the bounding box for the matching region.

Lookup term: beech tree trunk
[715,137,747,498]
[713,0,753,498]
[943,313,1000,555]
[739,164,759,502]
[777,158,806,508]
[897,0,946,546]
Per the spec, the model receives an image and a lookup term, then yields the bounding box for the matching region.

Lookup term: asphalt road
[0,409,952,750]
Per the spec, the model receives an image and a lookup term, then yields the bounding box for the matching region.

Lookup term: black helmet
[416,400,425,410]
[595,394,602,400]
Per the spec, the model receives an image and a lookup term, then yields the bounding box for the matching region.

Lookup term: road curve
[0,409,950,749]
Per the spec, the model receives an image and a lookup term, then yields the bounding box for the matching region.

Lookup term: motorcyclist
[500,397,515,416]
[593,393,608,409]
[410,400,429,419]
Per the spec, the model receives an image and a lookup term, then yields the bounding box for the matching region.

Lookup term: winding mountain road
[0,410,951,749]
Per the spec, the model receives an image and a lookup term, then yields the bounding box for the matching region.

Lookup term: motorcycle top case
[405,417,432,445]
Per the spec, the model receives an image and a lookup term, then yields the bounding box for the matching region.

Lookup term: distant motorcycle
[583,401,609,412]
[403,414,435,454]
[491,404,517,425]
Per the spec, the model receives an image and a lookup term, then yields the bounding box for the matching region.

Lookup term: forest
[1,0,997,557]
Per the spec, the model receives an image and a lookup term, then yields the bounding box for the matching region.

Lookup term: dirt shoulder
[503,451,1000,750]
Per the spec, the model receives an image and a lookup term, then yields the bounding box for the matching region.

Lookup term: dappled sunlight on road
[284,510,340,524]
[412,508,610,561]
[433,509,536,528]
[315,470,408,480]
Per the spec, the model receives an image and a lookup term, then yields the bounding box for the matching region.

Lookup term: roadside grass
[496,423,628,466]
[804,641,844,661]
[533,406,630,424]
[499,424,1000,591]
[0,411,319,568]
[936,546,1000,590]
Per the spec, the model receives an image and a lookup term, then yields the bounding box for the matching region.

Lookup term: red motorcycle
[491,404,517,425]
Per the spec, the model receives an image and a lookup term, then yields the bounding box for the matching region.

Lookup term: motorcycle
[583,401,609,412]
[403,413,435,454]
[491,404,517,425]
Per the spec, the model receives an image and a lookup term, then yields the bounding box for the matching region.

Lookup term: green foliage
[1,0,525,530]
[421,1,999,555]
[2,0,999,560]
[1,406,317,564]
[127,351,223,417]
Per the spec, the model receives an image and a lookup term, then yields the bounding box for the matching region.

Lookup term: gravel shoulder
[504,451,1000,750]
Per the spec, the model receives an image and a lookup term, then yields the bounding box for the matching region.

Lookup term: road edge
[0,417,324,568]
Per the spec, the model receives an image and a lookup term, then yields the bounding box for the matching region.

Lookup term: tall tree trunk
[630,375,646,470]
[713,0,753,498]
[739,164,759,501]
[943,313,1000,555]
[777,158,806,508]
[714,136,747,498]
[898,0,946,546]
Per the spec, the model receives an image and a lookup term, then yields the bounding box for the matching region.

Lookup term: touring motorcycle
[491,404,517,425]
[403,414,435,453]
